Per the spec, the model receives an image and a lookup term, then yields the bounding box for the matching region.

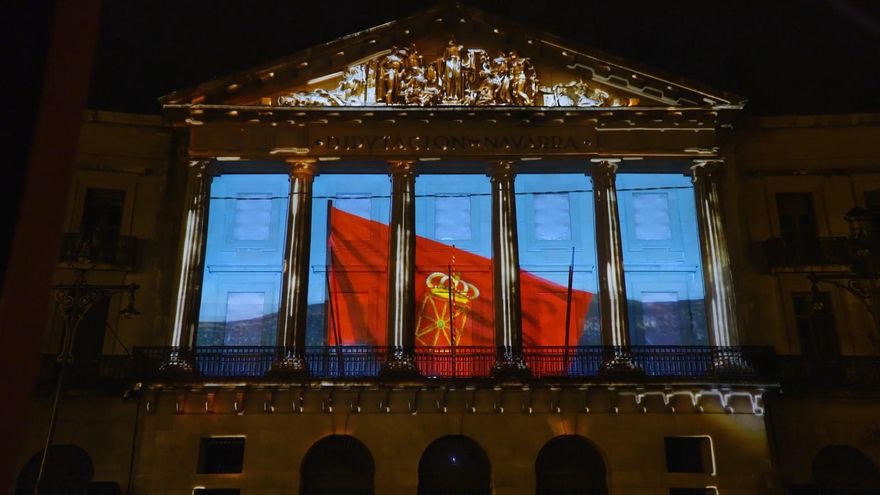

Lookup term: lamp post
[808,206,880,346]
[34,266,139,495]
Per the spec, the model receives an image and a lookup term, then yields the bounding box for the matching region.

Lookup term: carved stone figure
[441,38,465,102]
[276,39,635,108]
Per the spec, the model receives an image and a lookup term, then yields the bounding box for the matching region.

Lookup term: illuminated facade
[14,4,880,495]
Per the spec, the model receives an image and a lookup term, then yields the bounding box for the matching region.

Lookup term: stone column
[381,160,419,377]
[691,160,750,374]
[270,159,317,378]
[489,161,530,378]
[591,159,641,376]
[162,160,212,374]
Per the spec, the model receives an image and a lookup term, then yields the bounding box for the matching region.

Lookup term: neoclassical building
[14,4,880,495]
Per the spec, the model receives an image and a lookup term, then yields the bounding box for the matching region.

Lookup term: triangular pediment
[161,2,744,111]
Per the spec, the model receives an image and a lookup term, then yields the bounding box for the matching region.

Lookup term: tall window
[516,174,599,348]
[776,192,820,265]
[307,174,391,347]
[617,174,707,346]
[792,292,839,358]
[197,173,289,347]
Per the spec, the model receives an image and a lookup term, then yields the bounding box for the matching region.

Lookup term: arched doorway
[300,435,374,495]
[419,435,490,495]
[535,435,607,495]
[16,445,94,495]
[813,445,880,495]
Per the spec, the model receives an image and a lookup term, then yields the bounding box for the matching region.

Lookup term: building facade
[14,4,880,495]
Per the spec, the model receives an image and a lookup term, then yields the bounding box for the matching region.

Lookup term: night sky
[88,0,880,115]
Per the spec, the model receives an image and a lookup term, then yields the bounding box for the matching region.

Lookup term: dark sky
[88,0,880,115]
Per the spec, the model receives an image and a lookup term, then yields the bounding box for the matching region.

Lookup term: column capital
[284,158,317,177]
[590,159,620,175]
[388,159,417,174]
[690,158,724,170]
[488,160,517,178]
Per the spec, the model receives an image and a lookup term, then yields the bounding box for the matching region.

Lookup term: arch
[300,435,374,495]
[419,435,490,495]
[535,435,607,495]
[16,445,94,495]
[812,445,880,495]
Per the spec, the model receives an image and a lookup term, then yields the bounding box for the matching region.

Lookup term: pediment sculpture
[277,39,638,108]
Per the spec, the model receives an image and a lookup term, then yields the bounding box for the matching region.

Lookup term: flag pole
[448,244,456,377]
[563,246,575,373]
[324,201,344,375]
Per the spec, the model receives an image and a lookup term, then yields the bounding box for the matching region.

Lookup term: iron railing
[776,355,880,390]
[758,237,852,269]
[133,345,775,381]
[59,233,138,268]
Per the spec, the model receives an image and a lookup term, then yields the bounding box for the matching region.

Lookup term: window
[664,437,712,473]
[193,490,240,495]
[533,193,572,241]
[776,192,820,264]
[80,187,126,263]
[232,193,272,241]
[535,435,607,495]
[224,292,267,346]
[792,292,839,358]
[618,174,707,347]
[197,437,245,474]
[434,195,472,241]
[632,192,671,241]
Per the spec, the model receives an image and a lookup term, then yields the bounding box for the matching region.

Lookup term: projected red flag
[326,207,592,350]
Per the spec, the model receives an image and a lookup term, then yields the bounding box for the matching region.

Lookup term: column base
[267,351,310,379]
[491,348,531,379]
[709,348,754,377]
[157,350,195,377]
[599,350,643,378]
[379,349,419,378]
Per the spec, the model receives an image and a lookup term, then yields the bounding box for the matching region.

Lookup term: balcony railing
[776,355,880,390]
[757,237,852,270]
[59,233,138,268]
[133,345,775,381]
[37,354,134,392]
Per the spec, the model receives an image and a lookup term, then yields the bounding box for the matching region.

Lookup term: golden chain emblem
[416,272,480,346]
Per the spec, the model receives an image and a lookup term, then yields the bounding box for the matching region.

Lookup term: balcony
[133,345,776,383]
[755,237,852,272]
[776,355,880,391]
[59,233,138,269]
[37,354,134,393]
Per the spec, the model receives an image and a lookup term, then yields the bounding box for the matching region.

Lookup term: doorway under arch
[300,435,374,495]
[812,445,880,495]
[535,435,607,495]
[419,435,491,495]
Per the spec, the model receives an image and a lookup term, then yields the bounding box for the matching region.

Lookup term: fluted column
[381,160,419,377]
[591,159,641,376]
[162,160,213,374]
[489,161,529,378]
[691,160,750,374]
[270,159,317,378]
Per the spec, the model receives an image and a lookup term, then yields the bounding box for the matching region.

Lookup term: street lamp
[809,206,880,347]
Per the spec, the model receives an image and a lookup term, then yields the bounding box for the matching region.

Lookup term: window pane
[533,193,571,241]
[232,193,272,241]
[434,196,472,241]
[633,193,671,240]
[224,292,266,345]
[335,194,372,219]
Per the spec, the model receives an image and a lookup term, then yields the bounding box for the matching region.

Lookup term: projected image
[616,173,707,345]
[196,173,289,347]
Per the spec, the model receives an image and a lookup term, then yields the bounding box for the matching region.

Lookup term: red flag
[327,207,592,349]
